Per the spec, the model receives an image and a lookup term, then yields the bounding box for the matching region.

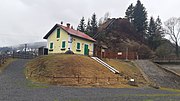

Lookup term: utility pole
[25,44,27,54]
[24,44,27,59]
[126,47,128,61]
[136,52,139,60]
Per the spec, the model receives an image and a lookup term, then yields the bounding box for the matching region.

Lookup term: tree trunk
[175,42,179,57]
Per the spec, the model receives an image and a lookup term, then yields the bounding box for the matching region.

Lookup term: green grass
[160,88,180,93]
[133,94,180,97]
[53,98,80,101]
[67,99,80,101]
[26,81,48,89]
[53,98,59,101]
[143,99,154,101]
[116,93,180,97]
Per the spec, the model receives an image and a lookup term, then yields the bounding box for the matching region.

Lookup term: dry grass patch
[0,58,15,73]
[103,59,148,87]
[25,54,130,87]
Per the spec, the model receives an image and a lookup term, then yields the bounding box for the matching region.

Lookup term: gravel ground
[0,59,180,101]
[135,60,180,89]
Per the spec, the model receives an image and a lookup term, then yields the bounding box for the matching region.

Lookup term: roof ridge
[44,23,95,42]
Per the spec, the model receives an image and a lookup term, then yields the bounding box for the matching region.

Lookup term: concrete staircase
[91,57,119,74]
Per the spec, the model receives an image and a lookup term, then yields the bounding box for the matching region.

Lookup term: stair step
[91,57,119,74]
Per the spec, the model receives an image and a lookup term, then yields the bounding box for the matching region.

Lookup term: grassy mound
[26,54,118,77]
[26,54,129,87]
[25,54,148,87]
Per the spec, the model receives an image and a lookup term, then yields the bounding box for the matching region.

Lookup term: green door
[84,44,89,55]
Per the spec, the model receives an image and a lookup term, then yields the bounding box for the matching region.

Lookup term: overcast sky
[0,0,180,47]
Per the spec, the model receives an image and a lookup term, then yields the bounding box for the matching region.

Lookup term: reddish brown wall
[104,51,136,60]
[94,44,137,60]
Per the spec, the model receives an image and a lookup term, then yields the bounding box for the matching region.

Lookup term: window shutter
[50,43,53,49]
[57,29,60,38]
[77,43,80,49]
[62,41,66,48]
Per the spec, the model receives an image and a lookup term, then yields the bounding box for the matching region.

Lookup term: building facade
[43,23,95,56]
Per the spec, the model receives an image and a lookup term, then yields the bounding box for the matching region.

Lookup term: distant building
[43,23,95,56]
[38,46,48,56]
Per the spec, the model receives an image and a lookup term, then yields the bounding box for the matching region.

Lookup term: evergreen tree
[90,13,98,37]
[148,17,156,34]
[153,16,164,49]
[155,16,164,38]
[147,17,156,50]
[77,17,86,33]
[132,0,148,39]
[147,16,164,50]
[125,3,134,22]
[85,18,92,36]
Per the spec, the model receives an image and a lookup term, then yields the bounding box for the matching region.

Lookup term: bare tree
[98,17,104,26]
[98,12,111,26]
[103,12,110,22]
[164,17,180,57]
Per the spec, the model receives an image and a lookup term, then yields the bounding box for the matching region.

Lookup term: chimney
[61,21,63,25]
[67,23,70,28]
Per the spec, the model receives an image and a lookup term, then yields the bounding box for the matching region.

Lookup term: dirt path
[134,60,180,89]
[0,59,179,101]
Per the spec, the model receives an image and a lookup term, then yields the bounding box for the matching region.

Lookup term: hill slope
[26,54,129,87]
[103,59,148,86]
[26,54,149,87]
[26,54,118,77]
[95,18,153,58]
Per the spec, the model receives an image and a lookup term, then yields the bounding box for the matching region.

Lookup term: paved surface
[135,60,180,89]
[0,59,180,101]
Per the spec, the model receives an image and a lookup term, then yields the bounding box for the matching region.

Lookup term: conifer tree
[154,16,164,46]
[77,17,86,33]
[155,16,164,38]
[125,3,134,22]
[132,0,148,39]
[147,16,164,50]
[147,17,156,50]
[85,18,92,36]
[90,13,98,37]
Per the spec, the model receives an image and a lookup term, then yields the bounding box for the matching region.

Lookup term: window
[62,41,66,49]
[57,28,60,38]
[77,42,81,50]
[49,42,53,51]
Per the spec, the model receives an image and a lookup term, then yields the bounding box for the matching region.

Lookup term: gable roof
[43,24,96,42]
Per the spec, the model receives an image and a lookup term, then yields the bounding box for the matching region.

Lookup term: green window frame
[50,42,53,49]
[57,28,60,38]
[62,41,66,49]
[77,43,81,50]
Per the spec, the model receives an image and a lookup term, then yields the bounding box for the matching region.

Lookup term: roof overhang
[43,24,96,42]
